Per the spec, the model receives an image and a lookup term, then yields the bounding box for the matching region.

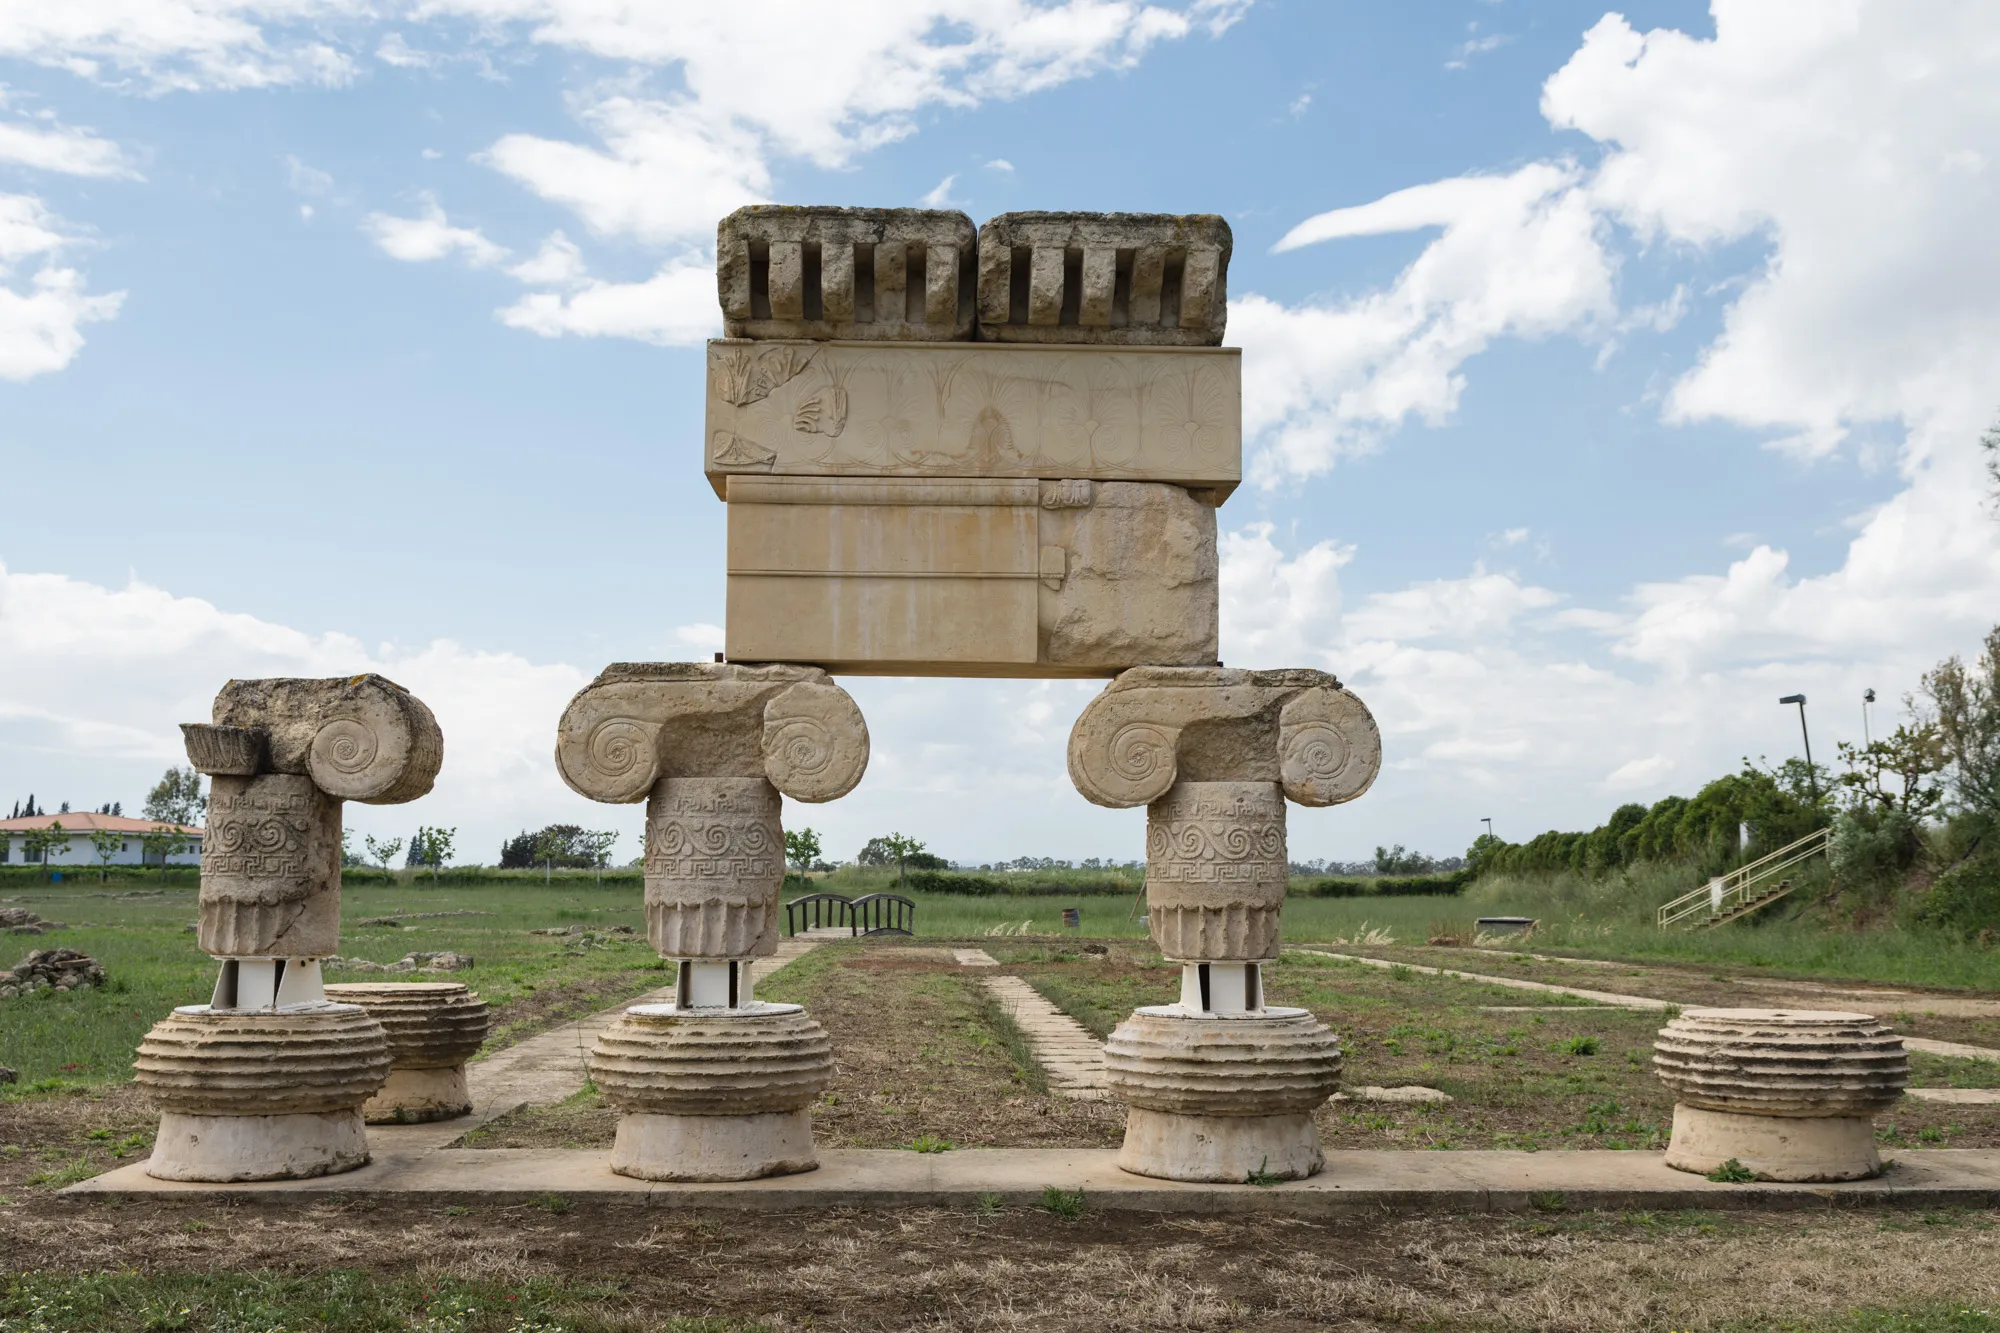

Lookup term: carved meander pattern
[204,782,320,882]
[1145,784,1286,886]
[645,782,781,889]
[708,344,1238,479]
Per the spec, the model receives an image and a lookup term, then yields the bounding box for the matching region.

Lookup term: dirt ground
[2,1195,1998,1331]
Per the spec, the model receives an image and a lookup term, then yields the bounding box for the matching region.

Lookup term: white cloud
[497,256,717,345]
[1287,92,1310,117]
[0,193,122,380]
[0,116,137,178]
[364,193,507,266]
[919,173,960,208]
[0,560,612,866]
[674,623,725,653]
[1446,31,1512,71]
[0,1,367,92]
[985,157,1014,172]
[1239,162,1616,481]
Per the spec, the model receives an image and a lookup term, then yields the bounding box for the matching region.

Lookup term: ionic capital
[1066,666,1379,809]
[554,662,869,804]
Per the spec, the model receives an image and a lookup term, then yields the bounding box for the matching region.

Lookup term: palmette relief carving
[644,777,784,958]
[554,664,869,805]
[1067,667,1380,809]
[704,340,1241,499]
[713,344,817,406]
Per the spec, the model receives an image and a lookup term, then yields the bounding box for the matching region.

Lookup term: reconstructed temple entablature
[136,674,444,1182]
[554,662,863,1180]
[705,205,1237,678]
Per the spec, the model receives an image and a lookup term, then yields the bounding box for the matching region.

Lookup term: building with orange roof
[0,813,203,869]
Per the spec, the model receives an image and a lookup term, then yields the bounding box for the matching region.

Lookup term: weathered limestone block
[643,777,785,958]
[322,982,490,1123]
[183,675,443,961]
[1654,1008,1908,1181]
[1145,781,1287,960]
[589,1002,834,1181]
[196,774,343,958]
[976,213,1231,346]
[1067,666,1381,810]
[703,340,1241,499]
[134,1003,391,1180]
[204,675,444,804]
[717,206,976,341]
[554,662,868,806]
[723,476,1218,675]
[1102,1006,1343,1181]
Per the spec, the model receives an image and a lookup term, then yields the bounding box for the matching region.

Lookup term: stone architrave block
[554,663,869,959]
[976,213,1231,346]
[717,206,976,341]
[703,340,1240,500]
[181,675,444,960]
[722,476,1218,676]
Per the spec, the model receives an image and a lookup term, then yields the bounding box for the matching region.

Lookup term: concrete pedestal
[1103,1005,1344,1184]
[589,1001,833,1183]
[148,1109,371,1182]
[1664,1104,1883,1182]
[134,1002,391,1183]
[362,1065,472,1124]
[1116,1107,1322,1182]
[610,1109,818,1182]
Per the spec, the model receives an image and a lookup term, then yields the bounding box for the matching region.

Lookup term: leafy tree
[364,835,405,875]
[859,832,928,886]
[1835,723,1946,817]
[500,824,598,872]
[1984,416,2000,509]
[139,823,193,868]
[1924,625,2000,818]
[575,829,618,884]
[88,827,124,880]
[144,767,207,826]
[412,826,456,885]
[785,827,823,873]
[339,829,366,869]
[1373,844,1436,876]
[22,821,70,878]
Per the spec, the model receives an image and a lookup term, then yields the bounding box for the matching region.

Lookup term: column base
[146,1109,371,1182]
[1664,1104,1882,1182]
[609,1110,818,1182]
[361,1065,472,1124]
[1116,1106,1324,1183]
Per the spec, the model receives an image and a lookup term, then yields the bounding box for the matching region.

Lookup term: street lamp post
[1778,694,1819,804]
[1862,688,1876,746]
[1481,817,1494,841]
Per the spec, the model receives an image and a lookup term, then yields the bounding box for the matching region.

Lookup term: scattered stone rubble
[0,907,65,935]
[326,951,474,974]
[0,948,104,998]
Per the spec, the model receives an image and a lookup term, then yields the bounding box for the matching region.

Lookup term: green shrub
[1911,850,2000,937]
[1830,807,1921,888]
[1294,870,1472,898]
[905,870,1001,895]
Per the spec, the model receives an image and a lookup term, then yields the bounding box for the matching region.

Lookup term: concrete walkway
[392,939,822,1148]
[1297,949,2000,1066]
[978,974,1108,1099]
[69,1146,2000,1214]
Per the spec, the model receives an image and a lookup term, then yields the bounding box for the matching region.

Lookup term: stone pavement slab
[978,974,1107,1098]
[67,1147,2000,1215]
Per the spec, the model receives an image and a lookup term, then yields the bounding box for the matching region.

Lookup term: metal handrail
[1657,826,1830,928]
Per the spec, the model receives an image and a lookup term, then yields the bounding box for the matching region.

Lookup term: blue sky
[2,1,1995,870]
